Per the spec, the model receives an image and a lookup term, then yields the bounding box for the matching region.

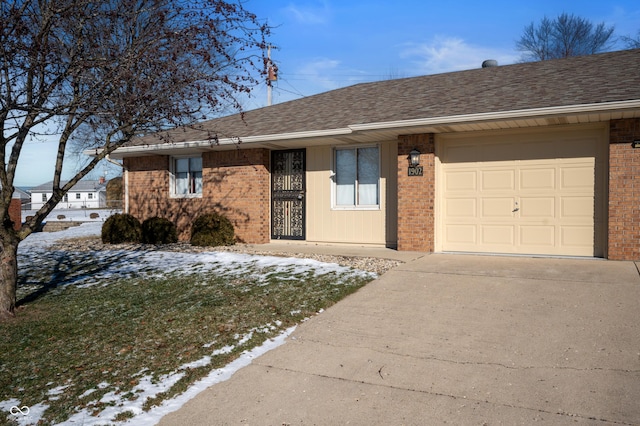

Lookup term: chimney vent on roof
[482,59,498,68]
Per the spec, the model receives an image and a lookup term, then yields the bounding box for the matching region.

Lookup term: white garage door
[439,127,605,256]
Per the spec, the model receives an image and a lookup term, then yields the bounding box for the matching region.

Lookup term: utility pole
[267,45,277,106]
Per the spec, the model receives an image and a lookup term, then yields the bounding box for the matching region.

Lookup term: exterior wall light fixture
[409,148,421,166]
[632,140,640,149]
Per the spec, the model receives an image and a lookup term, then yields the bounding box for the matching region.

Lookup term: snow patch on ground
[6,223,360,425]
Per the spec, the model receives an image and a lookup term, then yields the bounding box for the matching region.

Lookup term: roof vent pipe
[482,59,498,68]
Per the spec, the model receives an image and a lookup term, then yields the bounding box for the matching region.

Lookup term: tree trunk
[0,238,18,319]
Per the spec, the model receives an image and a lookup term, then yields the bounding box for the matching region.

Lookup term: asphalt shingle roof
[30,180,105,193]
[130,49,640,146]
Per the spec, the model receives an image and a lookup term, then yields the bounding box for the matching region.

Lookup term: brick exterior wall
[608,118,640,261]
[124,148,270,243]
[203,149,271,243]
[9,198,21,230]
[397,134,435,252]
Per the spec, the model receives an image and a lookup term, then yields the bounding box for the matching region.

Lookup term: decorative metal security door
[271,149,306,240]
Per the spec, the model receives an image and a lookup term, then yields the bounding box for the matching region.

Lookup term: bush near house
[141,217,178,244]
[101,213,142,244]
[190,213,235,247]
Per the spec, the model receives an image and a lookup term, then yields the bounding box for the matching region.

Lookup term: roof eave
[349,100,640,132]
[103,100,640,159]
[104,128,354,159]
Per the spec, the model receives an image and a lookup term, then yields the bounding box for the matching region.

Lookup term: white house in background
[12,187,31,208]
[30,178,107,210]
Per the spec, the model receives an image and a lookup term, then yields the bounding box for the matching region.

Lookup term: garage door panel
[560,165,594,189]
[561,226,593,248]
[445,225,477,244]
[446,198,477,217]
[482,198,515,218]
[481,170,515,190]
[520,197,555,218]
[561,197,593,218]
[481,225,515,245]
[439,127,602,256]
[446,171,477,191]
[520,168,556,190]
[520,226,555,247]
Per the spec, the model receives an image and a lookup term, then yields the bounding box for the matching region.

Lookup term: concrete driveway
[159,254,640,425]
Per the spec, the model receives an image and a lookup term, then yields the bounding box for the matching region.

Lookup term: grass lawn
[0,238,374,425]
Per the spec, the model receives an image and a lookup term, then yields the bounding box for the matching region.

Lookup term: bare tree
[516,13,615,61]
[0,0,271,319]
[621,30,640,49]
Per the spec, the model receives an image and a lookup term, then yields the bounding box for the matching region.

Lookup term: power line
[278,73,393,79]
[277,79,306,98]
[274,86,306,98]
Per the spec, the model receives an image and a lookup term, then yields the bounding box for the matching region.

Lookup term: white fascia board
[235,127,354,142]
[348,100,640,132]
[104,127,354,157]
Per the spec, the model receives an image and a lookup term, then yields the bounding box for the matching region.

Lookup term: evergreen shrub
[141,217,178,244]
[190,213,235,247]
[101,213,142,244]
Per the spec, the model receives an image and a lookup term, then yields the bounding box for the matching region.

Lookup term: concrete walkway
[159,253,640,425]
[233,241,426,262]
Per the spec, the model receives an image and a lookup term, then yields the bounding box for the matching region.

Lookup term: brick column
[608,118,640,260]
[397,134,435,252]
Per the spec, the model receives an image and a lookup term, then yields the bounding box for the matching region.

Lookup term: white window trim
[170,155,203,199]
[331,144,381,211]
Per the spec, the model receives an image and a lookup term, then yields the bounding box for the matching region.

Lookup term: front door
[271,149,306,240]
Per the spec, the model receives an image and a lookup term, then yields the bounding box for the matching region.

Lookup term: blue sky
[246,0,640,108]
[13,0,640,187]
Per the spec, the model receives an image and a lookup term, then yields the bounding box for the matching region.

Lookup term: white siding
[304,141,397,247]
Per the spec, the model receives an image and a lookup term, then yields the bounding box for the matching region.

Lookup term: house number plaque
[408,166,423,176]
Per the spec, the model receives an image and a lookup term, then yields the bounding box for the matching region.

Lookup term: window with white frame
[42,194,47,202]
[75,193,81,199]
[334,146,380,208]
[88,193,93,199]
[172,156,203,196]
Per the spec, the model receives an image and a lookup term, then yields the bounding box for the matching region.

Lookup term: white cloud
[400,36,519,75]
[283,1,331,25]
[254,57,364,106]
[296,58,342,89]
[291,57,375,93]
